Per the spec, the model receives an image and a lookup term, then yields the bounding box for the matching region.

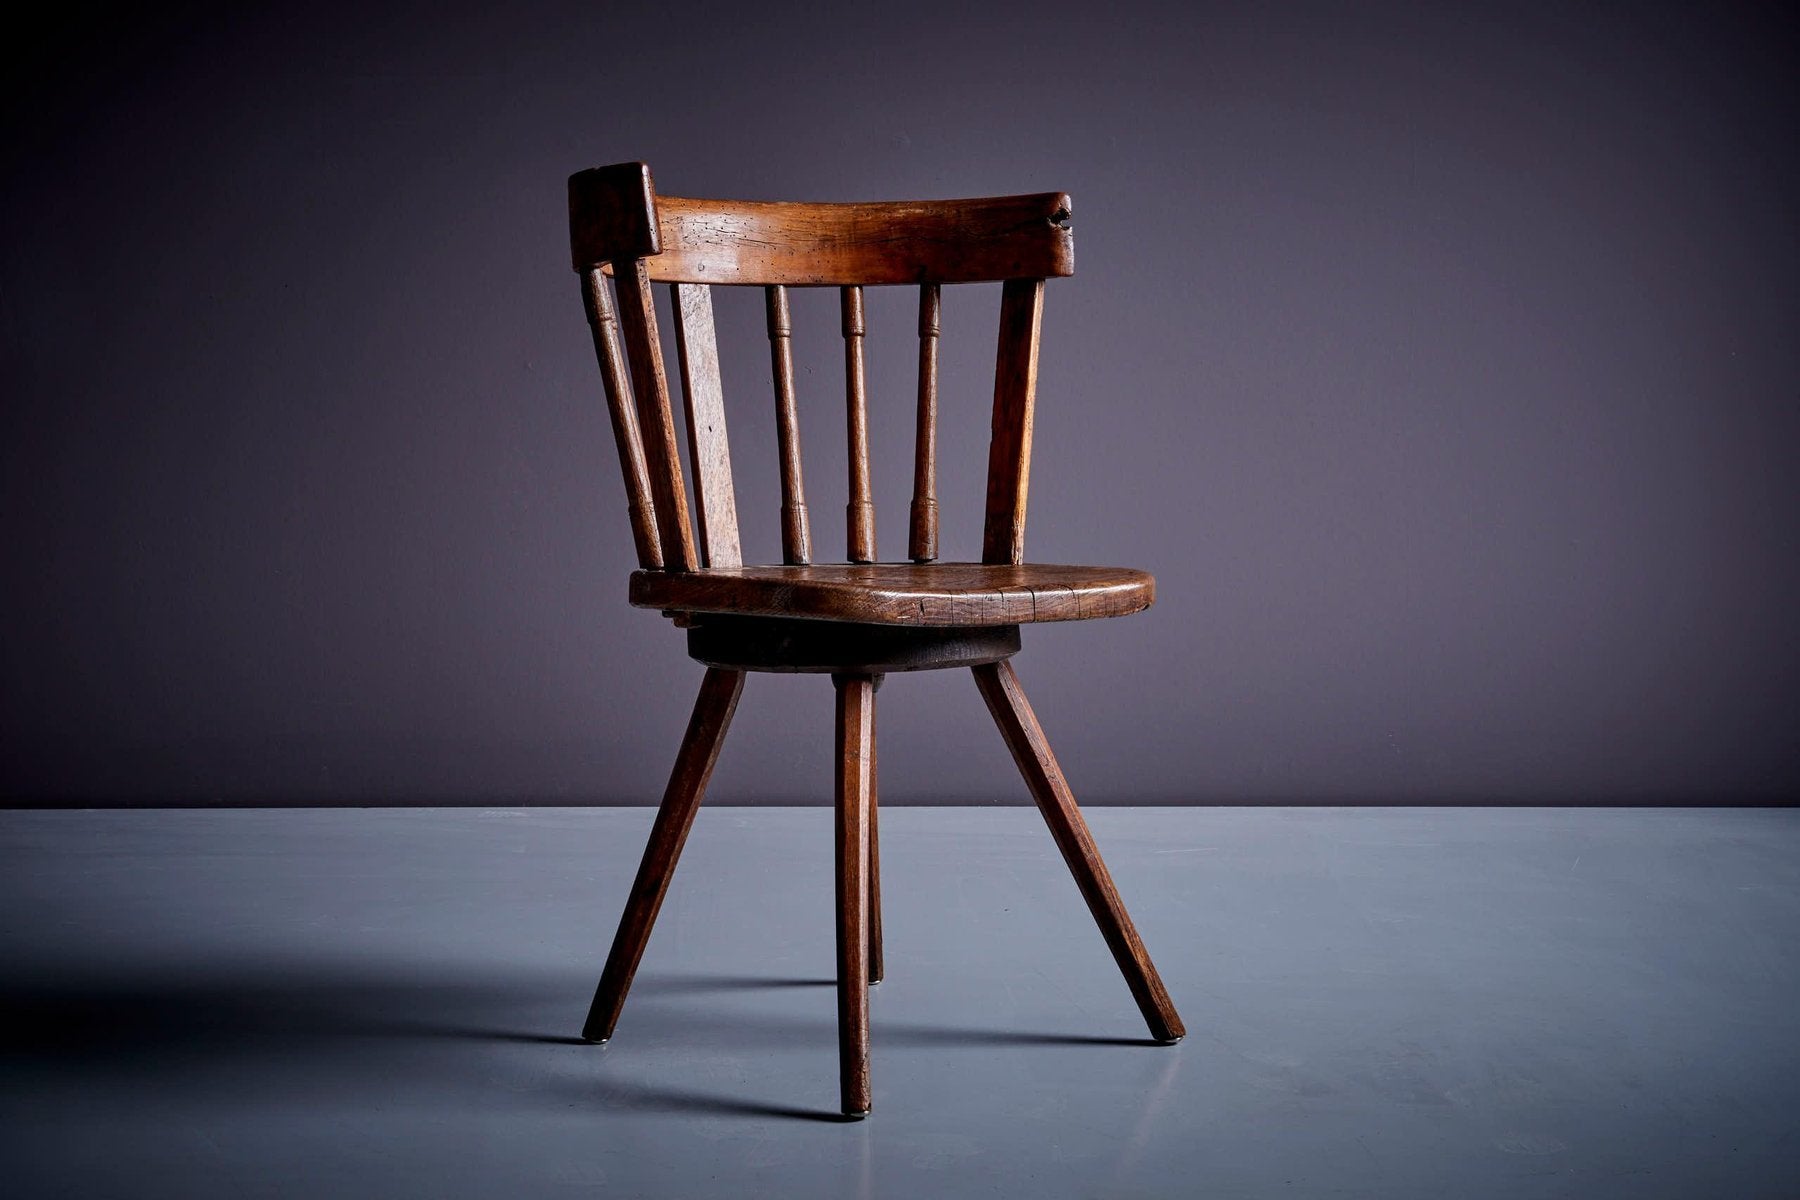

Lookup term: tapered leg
[833,673,876,1117]
[971,660,1185,1043]
[867,677,884,985]
[582,667,745,1043]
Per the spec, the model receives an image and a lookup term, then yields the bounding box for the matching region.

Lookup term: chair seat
[630,562,1155,627]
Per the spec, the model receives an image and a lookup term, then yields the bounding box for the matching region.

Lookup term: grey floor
[1,806,1796,1198]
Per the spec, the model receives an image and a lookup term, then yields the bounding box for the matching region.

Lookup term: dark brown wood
[569,164,1182,1117]
[615,258,698,572]
[568,162,661,269]
[671,283,742,568]
[579,268,662,569]
[765,285,812,564]
[636,563,1153,627]
[573,164,1072,286]
[632,192,1073,286]
[868,694,883,985]
[982,278,1046,566]
[582,667,745,1042]
[833,673,875,1116]
[909,283,941,562]
[971,660,1184,1044]
[686,615,1019,674]
[841,286,875,563]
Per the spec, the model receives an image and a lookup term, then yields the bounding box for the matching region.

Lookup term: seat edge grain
[628,563,1154,627]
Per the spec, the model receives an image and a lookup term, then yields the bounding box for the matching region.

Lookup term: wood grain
[582,667,745,1042]
[909,283,941,563]
[971,660,1185,1044]
[630,192,1072,286]
[569,164,1183,1115]
[614,258,697,572]
[633,563,1154,627]
[842,286,875,563]
[765,285,812,564]
[579,268,662,569]
[671,283,742,569]
[833,672,876,1116]
[868,690,883,986]
[572,164,1072,286]
[981,278,1046,566]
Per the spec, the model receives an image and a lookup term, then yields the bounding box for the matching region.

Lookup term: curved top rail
[570,162,1072,285]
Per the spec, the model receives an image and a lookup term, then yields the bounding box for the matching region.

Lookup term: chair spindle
[909,283,941,562]
[615,258,698,571]
[841,286,875,563]
[765,285,812,565]
[579,268,663,570]
[670,283,742,569]
[981,278,1045,566]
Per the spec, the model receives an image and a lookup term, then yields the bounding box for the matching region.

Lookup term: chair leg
[581,667,745,1043]
[971,660,1185,1044]
[832,672,876,1117]
[868,676,884,985]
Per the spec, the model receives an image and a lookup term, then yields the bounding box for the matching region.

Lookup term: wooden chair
[567,163,1183,1118]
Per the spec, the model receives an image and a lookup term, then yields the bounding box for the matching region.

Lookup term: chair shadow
[880,1025,1164,1049]
[579,1078,850,1123]
[477,1032,594,1046]
[1,965,1163,1124]
[478,972,1165,1052]
[631,974,836,995]
[467,1022,1160,1053]
[616,975,1165,1048]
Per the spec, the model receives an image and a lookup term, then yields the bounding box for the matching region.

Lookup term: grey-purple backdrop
[3,1,1795,804]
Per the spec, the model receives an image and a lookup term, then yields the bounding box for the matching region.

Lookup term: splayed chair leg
[582,667,745,1043]
[971,660,1185,1044]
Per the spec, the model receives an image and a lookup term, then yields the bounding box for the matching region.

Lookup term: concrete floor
[1,806,1795,1198]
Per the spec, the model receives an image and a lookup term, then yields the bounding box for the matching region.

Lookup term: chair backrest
[568,162,1073,573]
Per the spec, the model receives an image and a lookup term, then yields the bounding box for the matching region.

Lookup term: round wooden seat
[629,562,1155,627]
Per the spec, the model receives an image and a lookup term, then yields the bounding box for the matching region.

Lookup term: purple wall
[4,1,1795,804]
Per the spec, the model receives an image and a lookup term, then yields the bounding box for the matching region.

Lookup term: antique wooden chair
[567,163,1183,1118]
